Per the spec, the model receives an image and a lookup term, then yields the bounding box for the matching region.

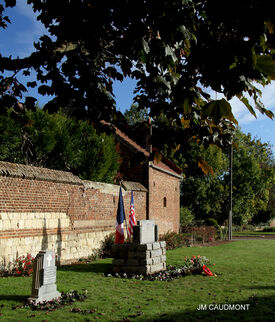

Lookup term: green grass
[233,231,275,236]
[0,240,275,321]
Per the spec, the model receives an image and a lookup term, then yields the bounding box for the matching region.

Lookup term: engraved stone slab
[28,250,61,304]
[133,220,158,244]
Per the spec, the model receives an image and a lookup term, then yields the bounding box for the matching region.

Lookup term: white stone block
[18,219,24,229]
[1,213,7,220]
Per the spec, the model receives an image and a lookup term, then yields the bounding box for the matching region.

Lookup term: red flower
[202,265,213,276]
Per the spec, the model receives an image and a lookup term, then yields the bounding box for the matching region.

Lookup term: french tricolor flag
[115,187,126,244]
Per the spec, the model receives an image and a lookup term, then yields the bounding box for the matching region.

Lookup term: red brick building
[111,124,183,234]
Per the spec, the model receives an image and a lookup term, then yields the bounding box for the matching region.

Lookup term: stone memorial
[28,250,61,303]
[112,220,166,275]
[133,220,158,244]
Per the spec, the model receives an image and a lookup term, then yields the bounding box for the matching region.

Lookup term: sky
[1,1,274,155]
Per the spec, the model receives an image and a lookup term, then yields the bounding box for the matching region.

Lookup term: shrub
[180,207,194,227]
[191,226,216,244]
[232,225,242,232]
[242,224,256,231]
[98,232,115,258]
[159,231,187,250]
[13,253,35,276]
[263,227,275,232]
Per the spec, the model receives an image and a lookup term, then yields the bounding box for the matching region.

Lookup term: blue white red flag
[128,191,137,238]
[115,187,126,244]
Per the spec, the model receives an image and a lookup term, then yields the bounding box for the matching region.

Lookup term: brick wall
[148,165,180,234]
[0,162,147,268]
[0,160,181,269]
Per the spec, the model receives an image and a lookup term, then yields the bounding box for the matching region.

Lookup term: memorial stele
[28,250,61,304]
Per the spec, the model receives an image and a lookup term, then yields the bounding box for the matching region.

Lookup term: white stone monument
[28,250,61,303]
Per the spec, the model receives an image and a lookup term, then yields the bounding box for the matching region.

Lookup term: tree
[229,130,275,225]
[180,129,275,225]
[124,104,148,126]
[180,142,228,223]
[0,0,274,152]
[0,109,120,182]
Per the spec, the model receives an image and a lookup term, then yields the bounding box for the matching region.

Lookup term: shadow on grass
[58,262,112,274]
[0,295,27,302]
[136,294,275,322]
[244,285,275,290]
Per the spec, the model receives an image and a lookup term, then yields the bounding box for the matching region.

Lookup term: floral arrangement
[11,290,88,311]
[13,253,35,276]
[105,255,215,281]
[26,290,88,311]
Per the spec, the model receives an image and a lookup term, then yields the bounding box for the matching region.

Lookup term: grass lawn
[0,240,275,321]
[232,231,275,237]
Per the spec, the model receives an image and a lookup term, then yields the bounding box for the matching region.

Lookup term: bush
[159,231,187,250]
[180,207,194,227]
[98,232,115,258]
[242,224,256,231]
[191,226,216,243]
[232,225,242,232]
[13,253,35,276]
[263,227,275,232]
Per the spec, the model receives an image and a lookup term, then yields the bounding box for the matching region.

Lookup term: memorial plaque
[43,266,57,285]
[28,250,61,304]
[133,220,158,244]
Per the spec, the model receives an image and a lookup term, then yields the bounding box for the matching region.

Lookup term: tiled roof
[114,126,150,157]
[122,181,148,192]
[0,161,83,185]
[101,121,182,177]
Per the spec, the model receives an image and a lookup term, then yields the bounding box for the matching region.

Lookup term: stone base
[28,283,61,304]
[112,241,166,275]
[28,290,61,304]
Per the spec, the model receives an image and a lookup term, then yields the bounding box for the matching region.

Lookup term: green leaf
[201,99,238,124]
[177,25,192,40]
[183,98,191,115]
[141,38,150,54]
[165,45,177,62]
[238,96,257,118]
[255,55,275,80]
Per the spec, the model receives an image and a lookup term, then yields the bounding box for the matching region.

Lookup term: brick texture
[0,150,181,267]
[0,163,147,267]
[148,166,180,234]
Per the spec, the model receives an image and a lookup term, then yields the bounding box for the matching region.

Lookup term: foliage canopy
[0,109,119,182]
[0,0,274,150]
[180,130,275,225]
